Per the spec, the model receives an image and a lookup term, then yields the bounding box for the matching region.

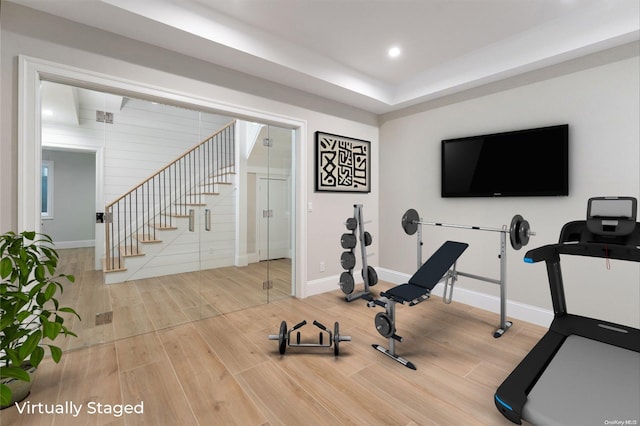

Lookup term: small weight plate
[334,322,340,356]
[340,233,357,249]
[345,217,357,231]
[519,219,530,247]
[510,214,524,250]
[339,272,355,294]
[402,209,420,236]
[363,266,378,287]
[279,320,287,355]
[363,231,372,246]
[375,312,394,338]
[340,252,356,270]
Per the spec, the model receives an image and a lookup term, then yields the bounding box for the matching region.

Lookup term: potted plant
[0,231,80,408]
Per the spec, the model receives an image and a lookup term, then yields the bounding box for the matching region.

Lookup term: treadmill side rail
[495,331,566,424]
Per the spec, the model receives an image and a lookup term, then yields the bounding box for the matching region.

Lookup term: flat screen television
[441,124,569,197]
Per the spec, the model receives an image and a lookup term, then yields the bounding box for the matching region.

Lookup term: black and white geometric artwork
[315,132,371,193]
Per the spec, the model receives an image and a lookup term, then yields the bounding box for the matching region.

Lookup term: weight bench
[367,240,468,369]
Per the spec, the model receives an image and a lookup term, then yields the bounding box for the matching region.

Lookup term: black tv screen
[441,124,569,197]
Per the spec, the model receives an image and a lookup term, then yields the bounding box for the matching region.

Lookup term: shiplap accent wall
[42,89,237,282]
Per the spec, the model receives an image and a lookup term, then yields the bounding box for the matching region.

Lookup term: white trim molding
[18,55,308,298]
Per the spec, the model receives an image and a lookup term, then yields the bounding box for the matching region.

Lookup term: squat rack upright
[401,209,535,337]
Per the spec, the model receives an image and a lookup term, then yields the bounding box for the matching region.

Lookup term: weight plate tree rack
[340,204,378,302]
[400,208,536,337]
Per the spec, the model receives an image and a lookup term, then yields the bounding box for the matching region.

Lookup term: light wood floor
[1,249,545,425]
[48,248,292,351]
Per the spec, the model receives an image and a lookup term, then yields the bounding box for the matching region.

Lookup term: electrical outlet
[319,261,325,272]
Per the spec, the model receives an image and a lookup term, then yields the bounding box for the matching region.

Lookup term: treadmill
[495,196,640,425]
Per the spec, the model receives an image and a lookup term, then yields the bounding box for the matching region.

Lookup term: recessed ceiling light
[388,46,401,59]
[42,109,53,116]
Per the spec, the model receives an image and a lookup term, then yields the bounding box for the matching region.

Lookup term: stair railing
[105,121,236,272]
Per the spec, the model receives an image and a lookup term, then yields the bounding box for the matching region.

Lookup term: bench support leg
[371,299,417,369]
[372,344,416,370]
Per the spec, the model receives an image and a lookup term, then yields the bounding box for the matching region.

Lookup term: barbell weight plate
[340,233,357,249]
[401,209,420,236]
[374,312,394,338]
[339,272,355,294]
[334,322,340,356]
[519,219,530,247]
[345,217,357,231]
[510,214,524,250]
[363,265,378,287]
[278,320,287,355]
[364,231,372,247]
[340,251,356,270]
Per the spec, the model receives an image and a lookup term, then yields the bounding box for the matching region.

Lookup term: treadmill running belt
[523,335,640,426]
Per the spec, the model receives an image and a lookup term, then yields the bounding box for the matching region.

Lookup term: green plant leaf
[59,307,81,319]
[34,264,45,281]
[0,257,12,279]
[30,346,44,368]
[43,320,62,340]
[18,330,41,361]
[0,384,11,407]
[44,282,56,301]
[0,366,31,382]
[4,348,20,367]
[48,345,62,363]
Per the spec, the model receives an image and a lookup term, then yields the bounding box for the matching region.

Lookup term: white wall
[0,3,379,297]
[379,56,640,328]
[41,148,95,246]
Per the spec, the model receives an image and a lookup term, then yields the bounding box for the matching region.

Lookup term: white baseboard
[53,240,95,249]
[377,267,553,327]
[305,275,347,297]
[305,267,553,328]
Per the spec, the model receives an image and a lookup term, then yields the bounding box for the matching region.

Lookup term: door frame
[40,143,104,270]
[18,55,308,298]
[256,175,292,261]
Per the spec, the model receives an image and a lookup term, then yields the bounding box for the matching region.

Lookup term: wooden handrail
[104,120,236,273]
[106,120,236,209]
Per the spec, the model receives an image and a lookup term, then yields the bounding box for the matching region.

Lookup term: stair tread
[136,234,163,243]
[119,245,145,257]
[103,258,127,273]
[151,223,178,230]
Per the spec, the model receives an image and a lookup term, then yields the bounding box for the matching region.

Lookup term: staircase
[104,121,236,283]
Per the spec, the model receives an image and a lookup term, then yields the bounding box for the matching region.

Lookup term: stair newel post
[197,145,202,205]
[105,204,111,270]
[127,192,132,254]
[231,123,236,175]
[135,188,139,254]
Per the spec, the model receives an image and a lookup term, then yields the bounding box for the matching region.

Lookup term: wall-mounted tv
[441,124,569,197]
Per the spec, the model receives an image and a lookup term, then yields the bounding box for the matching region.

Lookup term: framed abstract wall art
[315,131,371,193]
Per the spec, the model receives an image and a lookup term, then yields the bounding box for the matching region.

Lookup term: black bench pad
[383,241,468,303]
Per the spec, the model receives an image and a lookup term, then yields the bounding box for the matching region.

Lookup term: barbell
[401,208,535,250]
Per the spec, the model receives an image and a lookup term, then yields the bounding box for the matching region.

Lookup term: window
[41,160,54,219]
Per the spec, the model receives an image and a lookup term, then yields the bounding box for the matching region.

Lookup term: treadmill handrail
[525,241,640,264]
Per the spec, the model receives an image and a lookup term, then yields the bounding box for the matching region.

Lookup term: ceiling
[10,0,640,114]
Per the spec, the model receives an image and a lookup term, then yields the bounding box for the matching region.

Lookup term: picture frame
[315,131,371,193]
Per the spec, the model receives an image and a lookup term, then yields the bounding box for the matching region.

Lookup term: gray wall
[379,55,640,328]
[41,149,96,246]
